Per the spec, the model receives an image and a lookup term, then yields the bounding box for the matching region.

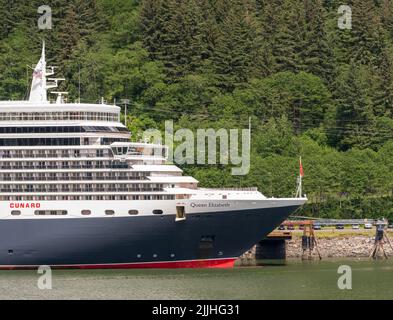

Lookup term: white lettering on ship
[190,203,230,208]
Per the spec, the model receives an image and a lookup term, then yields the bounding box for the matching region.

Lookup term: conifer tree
[140,0,206,81]
[270,0,305,73]
[335,62,375,150]
[301,0,335,86]
[255,0,282,75]
[57,0,106,63]
[349,0,386,66]
[212,0,264,91]
[139,0,163,59]
[374,49,393,117]
[0,0,21,39]
[381,0,393,40]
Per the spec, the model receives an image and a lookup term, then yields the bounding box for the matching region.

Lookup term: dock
[255,231,293,261]
[250,218,392,263]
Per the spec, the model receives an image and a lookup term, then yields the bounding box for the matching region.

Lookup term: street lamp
[120,99,130,126]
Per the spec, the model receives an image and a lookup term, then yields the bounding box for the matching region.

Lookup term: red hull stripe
[0,258,237,270]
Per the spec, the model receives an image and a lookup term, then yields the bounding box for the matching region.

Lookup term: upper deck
[0,102,121,124]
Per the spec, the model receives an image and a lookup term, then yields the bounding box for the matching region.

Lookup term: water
[0,259,392,299]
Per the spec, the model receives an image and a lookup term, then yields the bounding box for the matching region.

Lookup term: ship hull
[0,205,299,269]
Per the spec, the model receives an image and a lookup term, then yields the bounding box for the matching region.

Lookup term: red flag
[299,158,304,177]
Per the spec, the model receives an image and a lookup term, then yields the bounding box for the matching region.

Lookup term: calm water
[0,259,392,300]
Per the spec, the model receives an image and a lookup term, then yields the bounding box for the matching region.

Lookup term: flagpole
[296,156,303,198]
[299,156,302,197]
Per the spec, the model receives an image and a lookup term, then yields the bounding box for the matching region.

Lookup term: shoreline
[287,235,393,258]
[239,230,393,261]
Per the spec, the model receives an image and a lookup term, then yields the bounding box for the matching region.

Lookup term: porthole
[105,210,115,216]
[11,210,21,216]
[153,209,163,215]
[128,210,139,215]
[81,210,91,216]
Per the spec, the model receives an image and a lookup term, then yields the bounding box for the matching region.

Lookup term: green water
[0,259,392,299]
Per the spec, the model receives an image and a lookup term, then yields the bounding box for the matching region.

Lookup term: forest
[1,0,393,219]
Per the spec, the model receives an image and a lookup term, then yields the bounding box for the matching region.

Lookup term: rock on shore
[287,236,393,258]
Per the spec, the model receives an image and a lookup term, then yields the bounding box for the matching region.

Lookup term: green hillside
[1,0,393,219]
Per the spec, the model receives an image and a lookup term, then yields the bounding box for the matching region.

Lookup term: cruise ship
[0,44,307,269]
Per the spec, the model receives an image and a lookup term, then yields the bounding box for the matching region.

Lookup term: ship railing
[0,177,146,182]
[0,164,130,170]
[199,187,258,192]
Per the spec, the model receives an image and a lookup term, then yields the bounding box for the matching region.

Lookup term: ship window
[128,210,139,215]
[11,210,21,216]
[34,210,67,216]
[153,209,163,215]
[81,210,91,216]
[105,210,115,215]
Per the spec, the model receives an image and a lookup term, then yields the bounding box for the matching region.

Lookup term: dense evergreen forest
[1,0,393,219]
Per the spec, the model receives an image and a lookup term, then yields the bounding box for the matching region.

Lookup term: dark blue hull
[0,206,299,268]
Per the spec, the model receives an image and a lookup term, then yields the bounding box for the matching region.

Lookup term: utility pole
[121,99,130,127]
[78,64,81,104]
